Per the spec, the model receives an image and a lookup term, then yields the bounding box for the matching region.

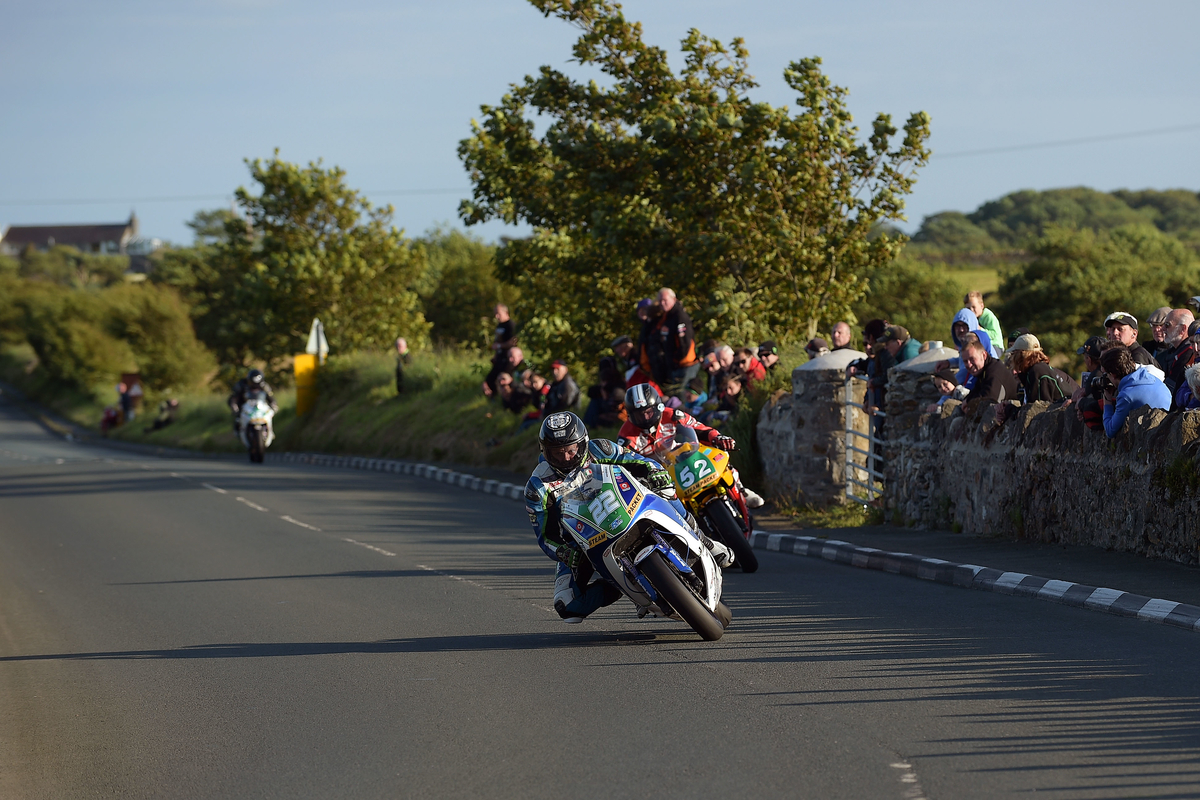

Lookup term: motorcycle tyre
[248,430,264,464]
[706,500,758,573]
[640,551,724,642]
[715,601,732,629]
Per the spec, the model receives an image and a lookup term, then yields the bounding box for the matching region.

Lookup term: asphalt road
[3,398,1200,799]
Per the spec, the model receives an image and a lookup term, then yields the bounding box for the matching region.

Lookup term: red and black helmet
[624,383,664,431]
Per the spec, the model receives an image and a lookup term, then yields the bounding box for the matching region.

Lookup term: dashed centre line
[345,538,396,557]
[281,515,321,531]
[201,483,227,494]
[236,497,269,512]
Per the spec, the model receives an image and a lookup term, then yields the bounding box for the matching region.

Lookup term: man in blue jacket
[1099,345,1172,438]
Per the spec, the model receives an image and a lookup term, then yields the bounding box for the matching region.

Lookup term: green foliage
[910,212,999,253]
[154,153,431,380]
[1,279,214,396]
[994,224,1200,362]
[458,0,930,365]
[184,208,242,247]
[852,257,963,343]
[414,227,519,348]
[13,244,129,288]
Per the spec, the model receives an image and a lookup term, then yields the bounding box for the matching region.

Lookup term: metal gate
[844,372,885,505]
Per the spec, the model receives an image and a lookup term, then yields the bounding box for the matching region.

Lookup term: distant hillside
[908,187,1200,264]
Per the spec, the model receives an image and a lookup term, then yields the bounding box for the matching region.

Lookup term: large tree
[156,155,430,379]
[458,0,930,363]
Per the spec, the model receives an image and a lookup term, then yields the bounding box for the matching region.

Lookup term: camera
[1087,371,1115,400]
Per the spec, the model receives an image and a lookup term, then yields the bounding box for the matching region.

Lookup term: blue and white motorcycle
[557,460,732,641]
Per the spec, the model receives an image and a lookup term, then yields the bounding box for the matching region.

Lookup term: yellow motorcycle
[652,427,758,573]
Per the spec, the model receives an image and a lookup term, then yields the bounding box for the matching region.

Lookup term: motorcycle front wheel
[248,428,264,463]
[705,499,758,573]
[639,551,725,641]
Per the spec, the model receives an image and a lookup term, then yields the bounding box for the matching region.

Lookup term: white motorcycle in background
[238,390,275,463]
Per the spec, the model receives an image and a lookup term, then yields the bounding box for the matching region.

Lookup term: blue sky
[2,0,1198,245]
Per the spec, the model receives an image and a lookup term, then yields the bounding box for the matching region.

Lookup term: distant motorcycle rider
[525,411,732,624]
[618,383,765,509]
[228,369,277,433]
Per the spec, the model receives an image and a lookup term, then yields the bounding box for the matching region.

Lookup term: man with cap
[544,359,580,414]
[805,338,830,360]
[758,340,781,370]
[1104,312,1156,366]
[925,366,964,412]
[1144,307,1173,360]
[878,324,920,363]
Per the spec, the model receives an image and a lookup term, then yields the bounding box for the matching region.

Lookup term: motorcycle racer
[228,369,277,433]
[618,384,765,508]
[525,411,732,624]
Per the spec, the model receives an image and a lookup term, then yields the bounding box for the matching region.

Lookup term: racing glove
[646,469,674,493]
[715,435,737,452]
[555,543,581,569]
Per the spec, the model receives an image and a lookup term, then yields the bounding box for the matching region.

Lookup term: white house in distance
[0,213,140,257]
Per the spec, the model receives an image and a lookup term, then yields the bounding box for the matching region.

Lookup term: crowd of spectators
[481,290,786,434]
[827,288,1200,441]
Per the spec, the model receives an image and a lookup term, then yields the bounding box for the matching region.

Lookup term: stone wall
[758,350,869,505]
[883,368,1200,565]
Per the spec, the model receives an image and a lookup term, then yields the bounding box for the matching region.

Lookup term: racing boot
[553,568,585,624]
[697,532,734,568]
[742,487,765,509]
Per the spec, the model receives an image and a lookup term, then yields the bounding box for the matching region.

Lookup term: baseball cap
[878,324,910,343]
[550,359,568,368]
[758,340,779,357]
[1008,333,1042,352]
[805,337,829,352]
[610,335,633,349]
[1006,326,1030,345]
[1104,312,1138,329]
[1076,335,1105,359]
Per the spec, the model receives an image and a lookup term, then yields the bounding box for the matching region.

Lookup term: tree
[995,224,1200,361]
[458,0,930,364]
[414,227,519,348]
[156,154,430,379]
[852,257,963,345]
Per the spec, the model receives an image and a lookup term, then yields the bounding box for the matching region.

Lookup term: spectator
[950,308,1001,358]
[734,347,767,384]
[962,338,1019,405]
[144,398,179,433]
[716,373,743,415]
[1104,312,1156,367]
[116,381,129,423]
[1005,327,1030,350]
[879,325,920,363]
[1007,334,1079,403]
[483,346,525,397]
[925,367,962,413]
[700,351,724,397]
[611,335,636,373]
[583,356,625,427]
[1100,345,1171,438]
[830,321,852,351]
[805,338,830,360]
[1070,335,1107,432]
[682,376,709,416]
[517,370,550,429]
[493,304,517,352]
[495,372,530,414]
[1156,308,1197,399]
[394,337,409,394]
[544,359,580,414]
[1144,307,1173,360]
[1175,363,1200,411]
[758,340,780,370]
[964,292,1003,350]
[642,288,700,391]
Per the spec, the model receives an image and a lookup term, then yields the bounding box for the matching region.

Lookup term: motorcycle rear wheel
[640,551,725,641]
[706,499,758,573]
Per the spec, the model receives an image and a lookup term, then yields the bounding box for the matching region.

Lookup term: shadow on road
[0,631,667,662]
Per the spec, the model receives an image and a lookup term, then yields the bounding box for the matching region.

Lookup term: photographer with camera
[1099,344,1171,438]
[1069,336,1108,431]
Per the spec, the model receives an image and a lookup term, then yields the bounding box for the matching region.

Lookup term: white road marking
[345,537,396,557]
[201,483,227,494]
[236,497,269,512]
[417,564,555,614]
[280,515,321,531]
[889,760,927,800]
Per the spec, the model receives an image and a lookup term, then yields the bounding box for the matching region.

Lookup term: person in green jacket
[965,291,1003,351]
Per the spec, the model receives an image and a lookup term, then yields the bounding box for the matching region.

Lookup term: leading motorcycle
[557,459,732,641]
